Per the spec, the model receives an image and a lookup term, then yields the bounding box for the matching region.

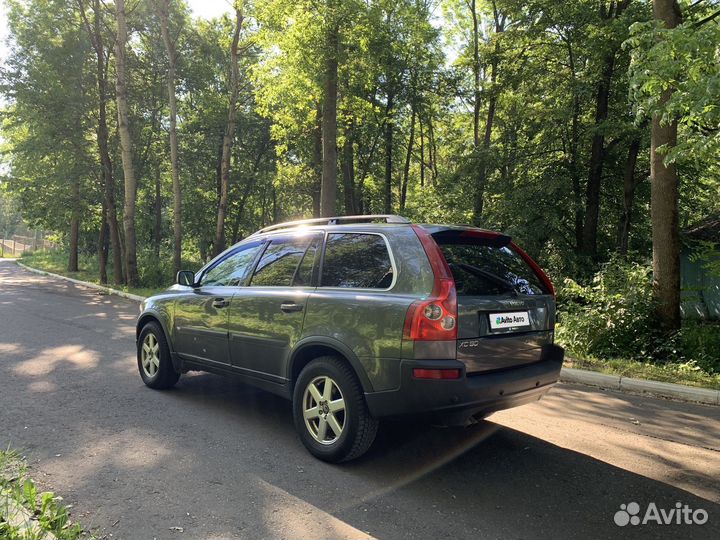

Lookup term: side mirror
[177,270,195,287]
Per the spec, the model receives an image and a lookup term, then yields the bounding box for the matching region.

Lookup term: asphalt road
[1,259,718,540]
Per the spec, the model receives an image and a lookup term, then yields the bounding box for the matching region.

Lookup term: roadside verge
[13,260,720,406]
[15,260,145,302]
[561,367,719,405]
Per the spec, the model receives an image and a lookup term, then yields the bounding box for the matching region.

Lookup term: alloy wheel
[302,376,346,445]
[141,332,160,378]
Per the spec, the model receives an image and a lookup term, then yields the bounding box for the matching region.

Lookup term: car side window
[250,235,318,287]
[321,233,394,289]
[199,241,263,287]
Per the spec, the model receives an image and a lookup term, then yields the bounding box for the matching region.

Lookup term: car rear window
[321,233,394,289]
[435,237,548,296]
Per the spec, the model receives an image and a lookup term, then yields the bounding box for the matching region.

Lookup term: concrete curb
[15,261,146,303]
[11,259,720,406]
[561,367,719,406]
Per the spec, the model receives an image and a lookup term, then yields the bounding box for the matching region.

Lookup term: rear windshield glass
[436,239,547,296]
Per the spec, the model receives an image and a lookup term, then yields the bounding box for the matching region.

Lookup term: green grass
[1,449,84,539]
[20,250,165,298]
[563,354,720,390]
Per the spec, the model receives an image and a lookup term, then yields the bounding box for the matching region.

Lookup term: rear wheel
[293,356,378,462]
[137,321,180,389]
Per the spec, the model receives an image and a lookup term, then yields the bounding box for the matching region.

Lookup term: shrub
[556,257,657,359]
[556,256,720,374]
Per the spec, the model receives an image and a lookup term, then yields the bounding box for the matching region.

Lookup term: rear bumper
[364,344,564,425]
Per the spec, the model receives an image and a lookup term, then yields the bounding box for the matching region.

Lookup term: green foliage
[0,188,22,237]
[0,450,83,539]
[672,320,720,374]
[627,7,720,166]
[557,256,720,374]
[557,256,657,359]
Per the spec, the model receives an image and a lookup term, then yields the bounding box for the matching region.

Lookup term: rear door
[227,233,322,381]
[433,231,555,373]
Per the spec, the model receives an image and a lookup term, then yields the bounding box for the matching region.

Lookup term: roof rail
[252,214,411,235]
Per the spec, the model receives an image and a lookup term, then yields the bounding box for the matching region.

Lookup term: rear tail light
[412,368,461,380]
[403,225,458,341]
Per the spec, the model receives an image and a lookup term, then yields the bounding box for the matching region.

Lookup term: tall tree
[78,0,124,284]
[2,0,95,271]
[617,135,642,255]
[472,0,504,223]
[650,0,682,330]
[214,5,244,255]
[115,0,139,285]
[320,18,339,217]
[68,177,80,271]
[580,0,632,256]
[157,0,183,273]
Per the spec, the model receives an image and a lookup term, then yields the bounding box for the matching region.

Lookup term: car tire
[293,356,378,463]
[137,321,180,389]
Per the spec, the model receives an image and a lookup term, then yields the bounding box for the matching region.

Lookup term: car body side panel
[173,286,231,364]
[138,289,183,343]
[227,286,313,382]
[289,336,377,393]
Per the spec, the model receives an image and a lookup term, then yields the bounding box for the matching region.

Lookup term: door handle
[280,302,304,313]
[212,298,229,309]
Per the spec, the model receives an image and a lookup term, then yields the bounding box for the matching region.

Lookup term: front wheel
[137,321,180,389]
[293,356,378,462]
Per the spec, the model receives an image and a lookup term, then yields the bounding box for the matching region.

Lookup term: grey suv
[136,215,563,462]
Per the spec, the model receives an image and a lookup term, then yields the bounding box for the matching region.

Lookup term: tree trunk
[400,107,416,212]
[97,201,108,284]
[157,0,182,274]
[470,0,480,149]
[341,123,356,215]
[419,114,425,188]
[472,42,500,224]
[68,178,80,272]
[312,103,323,217]
[214,7,244,256]
[565,36,584,252]
[617,137,642,255]
[320,25,339,217]
[580,0,633,255]
[79,0,123,284]
[427,115,437,183]
[472,7,503,224]
[581,50,615,255]
[115,0,139,286]
[383,93,395,214]
[153,167,162,258]
[651,0,682,331]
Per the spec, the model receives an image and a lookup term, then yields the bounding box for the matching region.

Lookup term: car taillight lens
[404,225,458,341]
[403,279,458,340]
